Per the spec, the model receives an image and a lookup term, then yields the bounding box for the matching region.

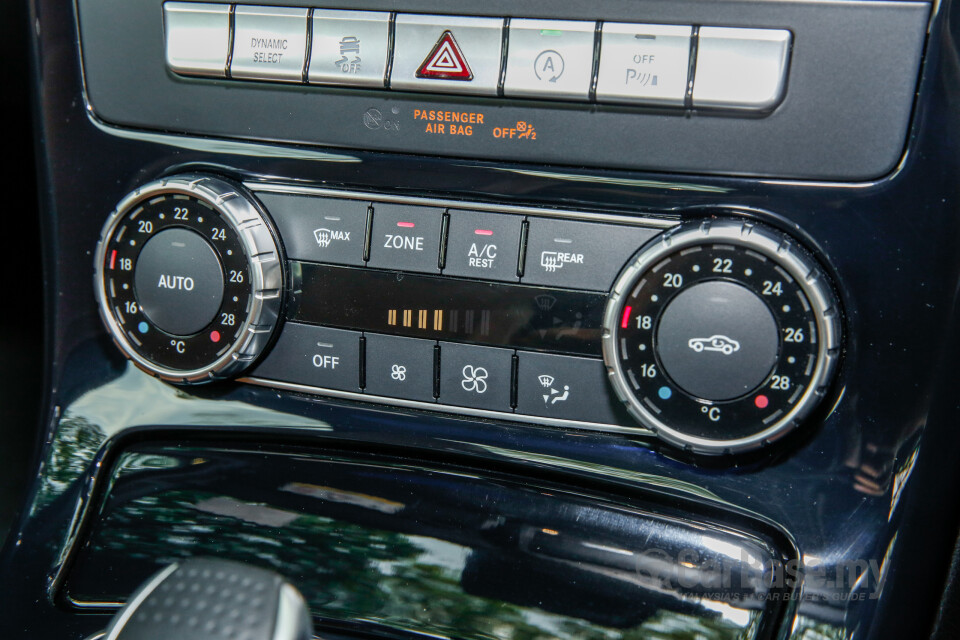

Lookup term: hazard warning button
[391,14,504,95]
[417,31,474,81]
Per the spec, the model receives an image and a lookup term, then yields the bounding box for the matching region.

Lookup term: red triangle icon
[416,31,474,81]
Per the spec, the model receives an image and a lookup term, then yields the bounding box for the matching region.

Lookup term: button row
[163,3,792,111]
[256,192,659,292]
[252,324,622,425]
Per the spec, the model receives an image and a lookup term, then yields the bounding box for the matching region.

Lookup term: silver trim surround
[94,175,284,383]
[273,583,313,640]
[602,219,842,454]
[239,376,657,437]
[246,181,679,229]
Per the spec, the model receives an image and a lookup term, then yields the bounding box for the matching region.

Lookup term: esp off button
[133,227,224,336]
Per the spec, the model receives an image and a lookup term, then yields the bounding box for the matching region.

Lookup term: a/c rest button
[134,227,224,336]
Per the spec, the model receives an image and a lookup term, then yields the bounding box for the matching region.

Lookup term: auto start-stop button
[655,280,779,401]
[133,227,225,336]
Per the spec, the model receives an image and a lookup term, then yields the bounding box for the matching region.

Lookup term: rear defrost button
[522,218,659,291]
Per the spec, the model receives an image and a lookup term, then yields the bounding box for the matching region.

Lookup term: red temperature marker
[621,305,633,329]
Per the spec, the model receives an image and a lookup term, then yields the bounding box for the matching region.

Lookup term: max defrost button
[308,10,390,87]
[391,14,504,96]
[163,2,231,78]
[231,5,309,82]
[444,210,522,282]
[522,218,659,291]
[257,193,368,266]
[504,19,596,100]
[596,23,692,106]
[251,323,361,392]
[438,343,513,411]
[364,334,436,402]
[516,352,621,424]
[134,227,224,336]
[368,203,443,274]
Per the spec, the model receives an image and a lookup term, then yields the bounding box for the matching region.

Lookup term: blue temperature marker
[138,321,149,334]
[658,386,672,400]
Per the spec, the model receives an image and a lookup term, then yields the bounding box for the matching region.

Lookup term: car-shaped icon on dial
[687,335,741,355]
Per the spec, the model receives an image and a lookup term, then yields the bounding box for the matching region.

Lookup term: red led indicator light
[397,221,416,228]
[109,249,117,270]
[209,330,221,343]
[474,229,494,236]
[754,395,769,409]
[621,305,633,329]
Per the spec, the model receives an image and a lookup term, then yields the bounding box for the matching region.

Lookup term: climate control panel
[95,174,841,454]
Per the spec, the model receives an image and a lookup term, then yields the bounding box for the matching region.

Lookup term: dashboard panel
[3,0,960,639]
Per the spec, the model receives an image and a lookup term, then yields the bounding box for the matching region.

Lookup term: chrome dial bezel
[94,174,283,383]
[602,219,842,454]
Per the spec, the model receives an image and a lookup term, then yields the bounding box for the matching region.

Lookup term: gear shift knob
[101,558,313,640]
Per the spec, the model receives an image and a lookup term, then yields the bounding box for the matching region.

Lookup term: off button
[134,228,224,336]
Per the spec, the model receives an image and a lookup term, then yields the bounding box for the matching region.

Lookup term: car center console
[4,0,960,639]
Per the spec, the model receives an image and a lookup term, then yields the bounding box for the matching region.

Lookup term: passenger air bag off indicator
[414,108,484,136]
[493,121,538,141]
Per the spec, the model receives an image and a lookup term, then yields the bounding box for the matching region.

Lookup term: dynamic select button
[231,5,309,82]
[133,227,224,336]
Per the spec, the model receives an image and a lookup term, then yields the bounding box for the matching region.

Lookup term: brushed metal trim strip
[239,376,657,437]
[245,181,680,228]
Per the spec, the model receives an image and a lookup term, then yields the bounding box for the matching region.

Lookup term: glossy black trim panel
[62,441,794,640]
[76,0,929,179]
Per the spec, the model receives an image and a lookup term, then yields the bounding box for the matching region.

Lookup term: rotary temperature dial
[603,219,841,454]
[94,175,283,383]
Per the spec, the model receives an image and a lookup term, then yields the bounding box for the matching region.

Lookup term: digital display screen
[290,263,606,356]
